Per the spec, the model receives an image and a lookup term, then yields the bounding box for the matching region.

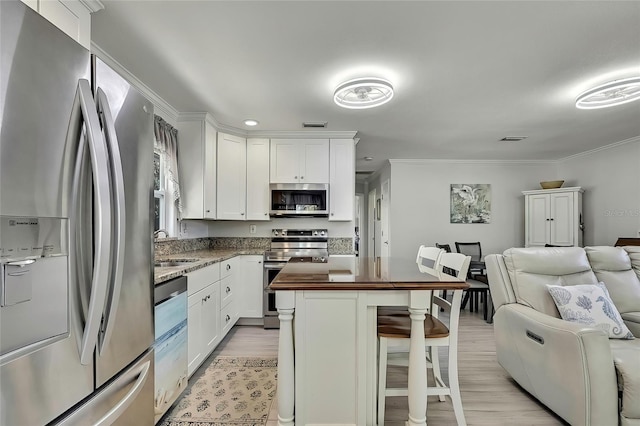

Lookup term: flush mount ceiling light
[244,119,259,126]
[575,77,640,109]
[334,78,394,109]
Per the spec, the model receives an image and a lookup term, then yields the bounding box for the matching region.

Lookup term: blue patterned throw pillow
[547,283,635,339]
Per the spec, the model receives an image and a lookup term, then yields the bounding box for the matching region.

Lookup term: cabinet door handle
[240,212,244,216]
[206,209,211,213]
[264,213,268,216]
[226,264,231,271]
[226,286,231,293]
[301,176,304,179]
[550,218,554,221]
[225,314,231,322]
[546,218,550,221]
[331,213,334,216]
[294,176,297,179]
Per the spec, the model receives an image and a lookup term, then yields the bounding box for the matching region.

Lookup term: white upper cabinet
[22,0,99,49]
[329,139,355,221]
[523,187,584,247]
[177,116,217,219]
[217,133,247,220]
[246,138,271,221]
[270,139,329,183]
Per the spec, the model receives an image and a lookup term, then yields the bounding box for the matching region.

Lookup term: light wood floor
[185,310,566,425]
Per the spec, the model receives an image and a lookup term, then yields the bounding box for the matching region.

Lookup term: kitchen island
[270,256,469,426]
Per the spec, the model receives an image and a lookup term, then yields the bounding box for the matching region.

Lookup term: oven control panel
[272,229,327,237]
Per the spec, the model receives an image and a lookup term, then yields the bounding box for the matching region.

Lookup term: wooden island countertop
[270,256,469,426]
[269,256,470,291]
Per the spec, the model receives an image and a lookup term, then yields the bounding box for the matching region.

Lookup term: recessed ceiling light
[500,136,528,142]
[334,78,394,109]
[244,119,259,126]
[575,77,640,109]
[363,156,374,161]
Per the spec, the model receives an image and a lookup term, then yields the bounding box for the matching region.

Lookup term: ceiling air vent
[302,121,328,128]
[500,136,528,142]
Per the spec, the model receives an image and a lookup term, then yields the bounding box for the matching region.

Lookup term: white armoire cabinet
[523,187,584,247]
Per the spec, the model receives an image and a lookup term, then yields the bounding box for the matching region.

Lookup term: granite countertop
[154,248,265,285]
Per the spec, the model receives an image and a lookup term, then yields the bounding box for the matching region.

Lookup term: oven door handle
[263,263,287,270]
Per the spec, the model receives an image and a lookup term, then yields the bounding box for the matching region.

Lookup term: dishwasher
[154,275,188,424]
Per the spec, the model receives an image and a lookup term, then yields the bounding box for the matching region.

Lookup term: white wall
[387,160,556,260]
[556,137,640,245]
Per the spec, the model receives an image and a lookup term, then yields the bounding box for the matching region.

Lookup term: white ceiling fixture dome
[334,77,394,109]
[575,77,640,109]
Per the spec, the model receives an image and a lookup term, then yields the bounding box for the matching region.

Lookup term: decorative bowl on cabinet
[540,180,564,189]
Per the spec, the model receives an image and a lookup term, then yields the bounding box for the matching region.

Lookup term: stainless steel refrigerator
[1,1,155,424]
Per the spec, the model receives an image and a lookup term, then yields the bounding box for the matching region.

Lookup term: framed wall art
[450,184,491,224]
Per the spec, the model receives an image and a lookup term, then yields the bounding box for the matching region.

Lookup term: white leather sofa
[486,246,640,426]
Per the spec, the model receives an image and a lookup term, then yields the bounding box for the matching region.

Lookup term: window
[154,151,165,232]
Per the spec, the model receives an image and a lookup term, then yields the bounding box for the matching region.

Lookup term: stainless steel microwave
[269,183,328,217]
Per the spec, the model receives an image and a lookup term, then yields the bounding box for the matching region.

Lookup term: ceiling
[92,1,640,173]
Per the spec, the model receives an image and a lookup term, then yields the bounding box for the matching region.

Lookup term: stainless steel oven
[263,261,287,329]
[263,229,328,329]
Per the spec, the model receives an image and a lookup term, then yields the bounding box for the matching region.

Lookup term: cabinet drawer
[220,275,234,308]
[221,302,235,335]
[187,263,221,296]
[220,257,238,279]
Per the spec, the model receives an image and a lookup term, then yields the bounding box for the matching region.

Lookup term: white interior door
[368,188,376,258]
[380,180,390,258]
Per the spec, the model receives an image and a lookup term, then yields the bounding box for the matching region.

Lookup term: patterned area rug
[159,356,278,426]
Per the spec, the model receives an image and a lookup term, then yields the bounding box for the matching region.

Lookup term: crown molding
[177,114,357,140]
[79,0,104,13]
[389,158,550,165]
[248,130,358,139]
[91,42,180,125]
[556,134,640,162]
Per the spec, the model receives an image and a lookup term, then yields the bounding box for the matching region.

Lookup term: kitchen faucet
[154,229,168,239]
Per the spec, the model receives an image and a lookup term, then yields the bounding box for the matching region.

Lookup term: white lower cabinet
[187,281,220,377]
[186,263,222,377]
[238,255,264,318]
[220,257,239,330]
[186,255,265,376]
[187,290,203,376]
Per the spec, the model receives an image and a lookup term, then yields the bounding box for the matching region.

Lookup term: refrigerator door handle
[70,79,113,366]
[95,88,126,355]
[53,358,151,426]
[94,360,150,426]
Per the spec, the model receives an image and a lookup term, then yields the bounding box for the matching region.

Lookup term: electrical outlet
[250,224,257,234]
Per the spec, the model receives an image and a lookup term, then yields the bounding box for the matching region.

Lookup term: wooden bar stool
[377,252,470,425]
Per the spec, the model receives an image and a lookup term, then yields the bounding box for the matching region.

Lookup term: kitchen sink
[154,259,199,268]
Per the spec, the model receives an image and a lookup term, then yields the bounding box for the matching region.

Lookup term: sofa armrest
[494,304,619,426]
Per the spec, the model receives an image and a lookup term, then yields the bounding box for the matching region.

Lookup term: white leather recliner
[486,246,640,426]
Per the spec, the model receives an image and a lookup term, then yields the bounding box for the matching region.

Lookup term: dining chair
[377,252,470,426]
[454,242,491,318]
